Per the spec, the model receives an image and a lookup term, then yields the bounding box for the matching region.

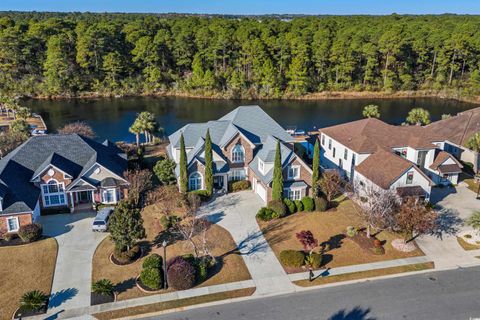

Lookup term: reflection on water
[24,97,476,143]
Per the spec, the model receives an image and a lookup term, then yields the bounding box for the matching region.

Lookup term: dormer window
[259,160,265,175]
[288,165,300,180]
[232,144,245,163]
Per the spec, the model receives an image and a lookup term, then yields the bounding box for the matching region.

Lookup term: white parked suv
[92,207,114,232]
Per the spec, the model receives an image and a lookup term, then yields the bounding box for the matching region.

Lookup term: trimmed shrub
[167,256,197,290]
[113,245,141,264]
[314,197,328,212]
[3,233,16,241]
[143,254,162,270]
[160,215,171,230]
[18,223,43,243]
[268,199,287,217]
[346,226,357,237]
[92,279,115,296]
[256,207,277,221]
[140,267,162,290]
[188,190,210,202]
[301,196,315,212]
[196,259,209,283]
[306,253,323,268]
[279,250,305,268]
[229,180,251,192]
[283,198,296,214]
[373,239,382,248]
[294,200,304,212]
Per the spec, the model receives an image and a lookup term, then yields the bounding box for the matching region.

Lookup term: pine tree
[312,139,320,197]
[179,133,188,193]
[272,140,283,200]
[204,129,213,196]
[108,200,146,251]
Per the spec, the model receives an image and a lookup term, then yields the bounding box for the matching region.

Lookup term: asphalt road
[145,266,480,320]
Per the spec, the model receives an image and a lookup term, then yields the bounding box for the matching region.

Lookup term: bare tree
[395,197,437,243]
[318,170,344,204]
[349,179,400,238]
[58,121,96,138]
[124,169,153,207]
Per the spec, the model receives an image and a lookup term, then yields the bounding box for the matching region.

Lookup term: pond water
[24,97,477,143]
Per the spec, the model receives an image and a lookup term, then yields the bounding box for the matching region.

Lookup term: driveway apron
[39,211,107,312]
[199,191,295,296]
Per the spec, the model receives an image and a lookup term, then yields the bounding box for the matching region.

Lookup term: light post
[162,240,168,289]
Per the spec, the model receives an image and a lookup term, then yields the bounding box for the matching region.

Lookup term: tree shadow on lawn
[321,234,346,252]
[329,306,376,320]
[115,278,137,295]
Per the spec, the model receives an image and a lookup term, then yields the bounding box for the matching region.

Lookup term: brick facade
[36,166,73,210]
[222,134,255,169]
[0,213,33,234]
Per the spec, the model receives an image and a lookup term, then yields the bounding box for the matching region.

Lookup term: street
[145,266,480,320]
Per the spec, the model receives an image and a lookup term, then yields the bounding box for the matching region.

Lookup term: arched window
[189,172,203,191]
[41,179,66,207]
[232,144,245,163]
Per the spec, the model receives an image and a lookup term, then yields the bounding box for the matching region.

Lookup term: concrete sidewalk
[199,191,296,296]
[288,256,432,281]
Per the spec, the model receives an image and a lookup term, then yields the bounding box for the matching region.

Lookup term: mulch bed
[13,305,47,319]
[109,246,144,266]
[349,232,385,255]
[91,292,115,306]
[0,235,49,248]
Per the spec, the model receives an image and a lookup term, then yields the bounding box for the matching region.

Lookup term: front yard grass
[92,204,251,301]
[93,287,255,319]
[294,262,434,287]
[0,238,58,319]
[459,173,479,194]
[457,237,480,251]
[258,199,424,273]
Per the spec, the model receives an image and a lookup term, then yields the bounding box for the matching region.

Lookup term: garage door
[255,181,267,203]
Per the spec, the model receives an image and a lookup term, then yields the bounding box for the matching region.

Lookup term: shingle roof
[0,134,128,215]
[429,151,463,171]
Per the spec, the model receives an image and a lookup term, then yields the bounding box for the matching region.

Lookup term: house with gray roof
[167,106,313,203]
[0,134,129,234]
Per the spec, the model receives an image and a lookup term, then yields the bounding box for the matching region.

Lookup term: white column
[69,192,75,212]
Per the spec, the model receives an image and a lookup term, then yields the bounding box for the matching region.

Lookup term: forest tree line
[1,12,480,98]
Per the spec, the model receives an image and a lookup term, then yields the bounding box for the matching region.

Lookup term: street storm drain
[428,276,437,281]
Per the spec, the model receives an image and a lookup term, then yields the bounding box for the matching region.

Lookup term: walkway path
[416,185,480,269]
[199,191,296,296]
[39,211,107,312]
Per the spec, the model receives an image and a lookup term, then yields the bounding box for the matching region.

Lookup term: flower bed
[91,292,116,306]
[349,231,385,255]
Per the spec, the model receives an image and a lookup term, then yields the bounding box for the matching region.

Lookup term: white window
[230,169,246,181]
[102,189,117,203]
[232,144,245,163]
[287,165,300,180]
[328,139,332,150]
[6,216,19,232]
[344,149,348,160]
[286,189,302,201]
[41,179,66,207]
[189,172,203,191]
[406,172,414,184]
[258,160,265,174]
[321,135,325,146]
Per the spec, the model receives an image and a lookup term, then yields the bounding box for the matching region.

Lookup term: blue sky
[0,0,479,15]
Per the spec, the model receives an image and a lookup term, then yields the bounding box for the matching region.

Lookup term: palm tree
[362,104,380,118]
[406,107,431,126]
[92,279,115,296]
[137,112,156,144]
[20,290,48,311]
[129,120,142,147]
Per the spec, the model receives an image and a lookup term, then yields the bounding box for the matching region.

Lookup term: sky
[0,0,479,15]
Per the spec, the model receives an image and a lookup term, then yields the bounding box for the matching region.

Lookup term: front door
[213,176,224,190]
[78,191,91,203]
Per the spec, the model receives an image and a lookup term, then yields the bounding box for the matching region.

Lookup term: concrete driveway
[199,191,295,296]
[39,211,107,312]
[416,185,480,269]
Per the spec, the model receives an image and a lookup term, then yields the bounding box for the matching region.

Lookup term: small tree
[204,129,213,196]
[179,133,188,193]
[20,290,48,311]
[466,211,480,235]
[10,119,30,136]
[312,140,320,196]
[124,169,153,207]
[362,104,380,118]
[406,107,431,125]
[92,279,115,296]
[395,197,437,243]
[15,106,31,120]
[0,131,28,158]
[109,200,146,251]
[350,179,400,238]
[153,158,176,185]
[58,121,95,138]
[272,140,283,200]
[465,132,480,152]
[296,230,318,255]
[318,170,343,204]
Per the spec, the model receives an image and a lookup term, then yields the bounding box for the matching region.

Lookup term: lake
[24,97,478,143]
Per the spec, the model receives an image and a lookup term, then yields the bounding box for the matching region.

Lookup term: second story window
[259,159,265,174]
[288,165,300,180]
[406,171,414,184]
[232,144,245,163]
[333,147,336,158]
[328,139,332,150]
[321,135,325,146]
[344,148,348,160]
